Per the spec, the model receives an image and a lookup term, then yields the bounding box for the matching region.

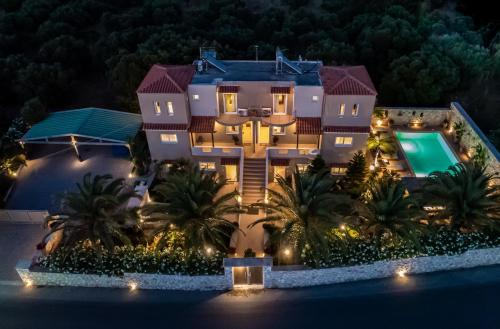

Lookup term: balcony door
[242,121,253,145]
[258,122,270,144]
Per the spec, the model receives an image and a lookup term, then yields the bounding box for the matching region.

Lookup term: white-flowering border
[264,247,500,288]
[16,260,232,291]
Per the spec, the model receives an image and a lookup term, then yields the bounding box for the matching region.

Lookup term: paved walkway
[236,211,264,255]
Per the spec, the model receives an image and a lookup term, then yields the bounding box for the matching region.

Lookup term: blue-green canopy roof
[21,108,142,144]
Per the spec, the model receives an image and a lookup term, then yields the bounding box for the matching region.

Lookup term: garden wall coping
[264,247,500,288]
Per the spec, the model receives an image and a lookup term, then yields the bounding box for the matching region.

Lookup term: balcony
[267,145,319,159]
[191,145,242,157]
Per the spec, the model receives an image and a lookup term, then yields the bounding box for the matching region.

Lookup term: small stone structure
[264,247,500,288]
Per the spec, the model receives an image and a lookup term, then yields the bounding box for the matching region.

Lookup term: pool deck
[373,124,467,177]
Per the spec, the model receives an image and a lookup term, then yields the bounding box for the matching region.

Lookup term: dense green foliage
[1,0,499,137]
[39,240,225,276]
[44,173,142,251]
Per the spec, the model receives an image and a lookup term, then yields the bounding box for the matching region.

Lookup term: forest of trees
[1,0,499,145]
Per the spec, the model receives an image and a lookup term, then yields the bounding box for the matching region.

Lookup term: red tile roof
[218,85,239,93]
[189,116,215,133]
[137,64,194,94]
[323,126,370,133]
[296,117,322,135]
[320,66,377,96]
[271,86,291,94]
[143,123,188,131]
[270,158,290,166]
[220,157,240,165]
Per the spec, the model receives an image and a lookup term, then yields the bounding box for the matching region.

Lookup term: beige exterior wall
[321,132,369,164]
[217,82,293,115]
[322,95,376,127]
[138,93,190,124]
[145,130,191,161]
[294,86,323,117]
[187,84,218,116]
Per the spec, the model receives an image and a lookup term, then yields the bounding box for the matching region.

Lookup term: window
[335,136,353,146]
[225,165,237,181]
[225,125,239,134]
[160,133,178,144]
[167,101,174,116]
[312,95,319,102]
[331,167,347,175]
[352,104,359,117]
[274,166,286,182]
[199,161,216,171]
[154,101,161,115]
[273,94,287,114]
[193,94,200,101]
[272,126,286,135]
[297,163,308,173]
[339,103,345,116]
[223,94,237,113]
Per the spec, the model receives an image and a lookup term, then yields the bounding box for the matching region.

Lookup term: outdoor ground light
[205,247,213,255]
[128,282,138,291]
[128,173,134,178]
[397,269,407,278]
[376,119,383,127]
[24,279,33,287]
[283,248,291,256]
[339,224,346,231]
[369,164,375,171]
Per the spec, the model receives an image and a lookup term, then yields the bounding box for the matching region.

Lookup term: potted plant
[196,135,204,145]
[272,136,279,146]
[232,135,240,145]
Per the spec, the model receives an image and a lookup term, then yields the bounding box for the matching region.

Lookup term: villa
[137,48,377,204]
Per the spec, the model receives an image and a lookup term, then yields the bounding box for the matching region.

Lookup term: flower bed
[39,243,225,276]
[302,229,500,269]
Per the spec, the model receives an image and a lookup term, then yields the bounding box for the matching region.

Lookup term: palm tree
[142,161,243,251]
[354,173,426,245]
[367,132,396,166]
[423,162,500,231]
[43,173,140,252]
[249,167,350,261]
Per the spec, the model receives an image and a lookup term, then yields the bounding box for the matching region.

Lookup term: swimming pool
[395,131,458,177]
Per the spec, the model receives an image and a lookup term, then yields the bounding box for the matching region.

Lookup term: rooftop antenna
[254,45,259,61]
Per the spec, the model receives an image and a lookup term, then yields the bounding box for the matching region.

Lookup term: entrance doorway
[233,266,264,287]
[242,121,253,145]
[258,122,270,145]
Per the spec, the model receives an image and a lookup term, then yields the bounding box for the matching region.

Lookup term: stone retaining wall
[264,247,500,288]
[16,260,232,291]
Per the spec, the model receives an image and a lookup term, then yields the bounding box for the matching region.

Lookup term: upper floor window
[193,94,200,101]
[339,103,345,116]
[199,161,216,171]
[272,126,286,135]
[225,125,239,134]
[160,133,178,144]
[312,95,319,102]
[167,101,174,116]
[352,104,359,117]
[296,163,308,173]
[331,167,347,175]
[335,136,353,146]
[223,93,237,114]
[273,94,287,115]
[154,101,161,115]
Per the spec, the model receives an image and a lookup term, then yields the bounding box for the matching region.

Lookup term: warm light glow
[340,224,346,231]
[169,224,175,230]
[205,247,213,255]
[129,282,138,291]
[11,172,17,177]
[25,279,33,287]
[139,218,144,223]
[283,248,291,256]
[261,253,266,257]
[397,269,407,278]
[128,173,134,178]
[369,165,375,171]
[376,119,383,127]
[236,196,242,203]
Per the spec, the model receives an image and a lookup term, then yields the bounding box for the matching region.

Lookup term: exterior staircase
[242,158,266,205]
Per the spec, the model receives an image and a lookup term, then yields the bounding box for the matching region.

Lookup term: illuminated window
[223,94,237,113]
[272,126,286,135]
[331,167,347,175]
[154,101,161,115]
[160,133,178,144]
[273,94,287,114]
[296,163,308,173]
[193,94,200,100]
[199,161,216,171]
[335,136,353,146]
[274,166,286,182]
[352,104,359,117]
[225,125,239,134]
[312,95,319,102]
[339,103,345,116]
[167,101,174,116]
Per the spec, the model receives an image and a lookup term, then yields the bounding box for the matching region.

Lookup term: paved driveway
[0,223,45,281]
[6,145,133,213]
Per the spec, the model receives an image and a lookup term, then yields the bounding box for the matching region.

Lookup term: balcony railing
[191,145,242,157]
[267,146,319,159]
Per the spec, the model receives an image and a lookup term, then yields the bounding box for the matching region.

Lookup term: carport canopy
[20,108,142,146]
